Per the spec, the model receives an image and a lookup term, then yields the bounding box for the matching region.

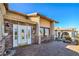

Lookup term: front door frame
[13,24,32,47]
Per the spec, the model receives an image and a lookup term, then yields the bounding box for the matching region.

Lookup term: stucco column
[54,30,57,40]
[0,4,6,40]
[36,23,41,44]
[50,22,54,40]
[0,10,3,41]
[0,4,6,55]
[0,4,5,41]
[0,10,4,56]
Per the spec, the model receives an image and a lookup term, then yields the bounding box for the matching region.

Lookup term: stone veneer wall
[4,20,13,49]
[4,19,37,49]
[31,25,38,44]
[4,20,54,48]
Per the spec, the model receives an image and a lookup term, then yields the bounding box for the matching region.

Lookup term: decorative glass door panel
[13,24,32,47]
[18,25,27,45]
[13,24,18,47]
[26,26,31,44]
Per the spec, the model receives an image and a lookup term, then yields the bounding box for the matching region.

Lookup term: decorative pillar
[0,9,4,41]
[55,30,58,40]
[50,22,54,40]
[0,10,3,41]
[0,9,4,56]
[0,4,6,41]
[36,23,41,44]
[0,4,6,55]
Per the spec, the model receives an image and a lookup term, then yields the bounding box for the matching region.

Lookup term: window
[40,28,44,37]
[45,28,49,37]
[40,27,50,37]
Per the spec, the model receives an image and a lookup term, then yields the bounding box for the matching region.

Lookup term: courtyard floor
[14,41,79,56]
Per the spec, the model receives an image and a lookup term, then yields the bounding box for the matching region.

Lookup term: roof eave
[27,12,59,23]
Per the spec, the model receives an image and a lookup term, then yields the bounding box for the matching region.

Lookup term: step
[0,45,3,47]
[0,44,4,46]
[0,50,2,53]
[0,46,2,49]
[0,51,3,56]
[0,53,3,56]
[0,51,4,55]
[0,46,4,51]
[0,48,4,55]
[0,48,4,51]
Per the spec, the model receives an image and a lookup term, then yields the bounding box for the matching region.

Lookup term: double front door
[13,24,31,47]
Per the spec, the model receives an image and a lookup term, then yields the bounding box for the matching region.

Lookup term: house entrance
[13,24,32,47]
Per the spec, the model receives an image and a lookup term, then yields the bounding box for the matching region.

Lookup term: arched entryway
[61,32,72,41]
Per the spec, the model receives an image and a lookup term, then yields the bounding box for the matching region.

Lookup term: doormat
[18,45,31,48]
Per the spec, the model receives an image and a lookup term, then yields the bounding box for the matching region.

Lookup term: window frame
[45,28,50,37]
[40,27,50,37]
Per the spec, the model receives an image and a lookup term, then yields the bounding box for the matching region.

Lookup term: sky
[9,3,79,30]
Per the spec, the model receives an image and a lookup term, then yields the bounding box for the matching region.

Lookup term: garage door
[13,24,32,47]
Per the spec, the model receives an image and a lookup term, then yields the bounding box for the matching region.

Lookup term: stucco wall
[4,12,28,21]
[25,15,55,43]
[29,16,52,28]
[0,4,6,15]
[0,4,6,41]
[40,17,51,28]
[4,12,36,25]
[28,16,41,44]
[29,16,40,23]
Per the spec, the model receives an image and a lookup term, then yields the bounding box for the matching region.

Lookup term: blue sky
[9,3,79,30]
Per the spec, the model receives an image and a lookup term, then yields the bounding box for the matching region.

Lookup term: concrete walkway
[15,41,79,56]
[66,45,79,53]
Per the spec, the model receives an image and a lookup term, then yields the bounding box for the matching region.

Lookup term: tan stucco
[28,16,41,44]
[28,14,55,44]
[0,4,6,40]
[4,11,36,25]
[40,17,51,28]
[0,4,6,15]
[28,15,54,28]
[27,13,56,28]
[0,4,6,55]
[29,16,40,23]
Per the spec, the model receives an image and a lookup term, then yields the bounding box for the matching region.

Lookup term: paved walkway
[15,41,79,56]
[66,45,79,53]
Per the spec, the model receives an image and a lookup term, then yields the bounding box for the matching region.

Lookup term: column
[36,23,41,44]
[50,22,54,40]
[0,4,6,41]
[0,8,4,56]
[0,11,3,41]
[0,10,4,41]
[0,4,6,55]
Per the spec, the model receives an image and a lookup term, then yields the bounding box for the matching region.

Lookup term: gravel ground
[14,41,79,56]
